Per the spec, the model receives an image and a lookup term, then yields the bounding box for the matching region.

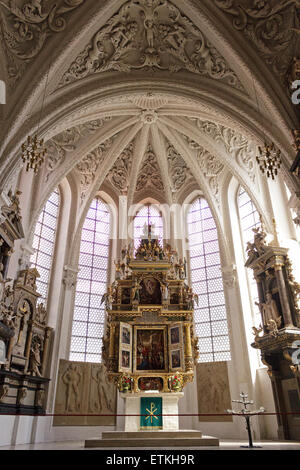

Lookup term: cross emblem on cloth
[145,402,159,424]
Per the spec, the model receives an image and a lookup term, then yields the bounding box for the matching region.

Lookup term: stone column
[274,263,294,327]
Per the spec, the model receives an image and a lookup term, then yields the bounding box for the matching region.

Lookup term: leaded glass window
[70,198,110,363]
[237,187,260,319]
[187,197,231,362]
[30,189,60,305]
[133,204,163,251]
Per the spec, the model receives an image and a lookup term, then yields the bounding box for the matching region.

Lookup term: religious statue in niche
[35,302,47,325]
[132,279,142,303]
[256,292,282,330]
[28,336,43,377]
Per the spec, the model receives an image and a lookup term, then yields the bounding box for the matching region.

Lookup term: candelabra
[227,392,265,448]
[256,142,281,180]
[21,135,47,174]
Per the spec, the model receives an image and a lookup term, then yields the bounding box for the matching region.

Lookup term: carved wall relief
[53,359,117,426]
[196,361,232,422]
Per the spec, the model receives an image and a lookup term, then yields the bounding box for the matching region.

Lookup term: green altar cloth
[140,397,163,430]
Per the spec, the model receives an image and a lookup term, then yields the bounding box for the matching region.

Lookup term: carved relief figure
[91,365,113,413]
[62,364,82,412]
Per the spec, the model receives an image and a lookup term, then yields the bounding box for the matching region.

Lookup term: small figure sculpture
[29,341,42,377]
[252,324,263,343]
[256,292,281,328]
[36,302,47,324]
[101,287,114,310]
[114,259,121,280]
[132,279,142,303]
[160,282,169,302]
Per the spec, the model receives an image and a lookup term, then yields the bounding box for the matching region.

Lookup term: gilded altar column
[274,262,294,328]
[184,323,193,372]
[109,323,116,371]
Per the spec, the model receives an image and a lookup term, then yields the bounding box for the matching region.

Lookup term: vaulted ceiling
[0,0,299,223]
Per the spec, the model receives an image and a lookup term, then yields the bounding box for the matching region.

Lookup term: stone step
[102,430,203,439]
[85,434,219,448]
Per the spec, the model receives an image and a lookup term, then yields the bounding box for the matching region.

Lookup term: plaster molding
[60,0,243,90]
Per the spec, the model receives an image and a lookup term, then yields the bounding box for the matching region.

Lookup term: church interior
[0,0,300,451]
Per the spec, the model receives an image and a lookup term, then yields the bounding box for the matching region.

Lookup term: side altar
[101,225,199,432]
[246,220,300,439]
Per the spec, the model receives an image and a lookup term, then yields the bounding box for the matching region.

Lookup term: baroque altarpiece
[102,225,199,397]
[246,221,300,439]
[0,191,53,415]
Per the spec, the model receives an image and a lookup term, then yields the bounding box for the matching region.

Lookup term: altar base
[123,391,183,431]
[85,430,219,448]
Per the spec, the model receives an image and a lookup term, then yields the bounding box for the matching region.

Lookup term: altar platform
[85,430,219,448]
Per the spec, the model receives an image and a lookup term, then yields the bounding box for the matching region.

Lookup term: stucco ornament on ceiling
[189,118,256,181]
[106,141,134,194]
[136,144,164,193]
[75,135,117,204]
[45,117,112,181]
[214,0,300,80]
[60,0,243,90]
[167,143,193,192]
[0,0,86,82]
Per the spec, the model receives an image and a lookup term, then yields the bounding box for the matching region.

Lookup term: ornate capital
[221,265,237,289]
[63,265,79,290]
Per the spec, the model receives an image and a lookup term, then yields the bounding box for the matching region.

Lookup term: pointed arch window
[30,188,60,305]
[70,198,111,363]
[237,187,261,252]
[187,197,231,362]
[133,204,163,251]
[237,186,261,318]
